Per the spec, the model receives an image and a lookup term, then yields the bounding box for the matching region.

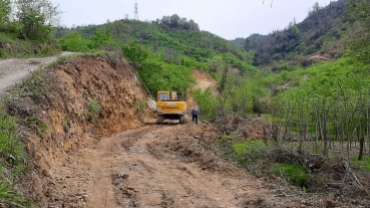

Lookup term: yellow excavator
[156,91,187,124]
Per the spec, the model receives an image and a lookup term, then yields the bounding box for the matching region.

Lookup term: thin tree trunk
[359,136,365,161]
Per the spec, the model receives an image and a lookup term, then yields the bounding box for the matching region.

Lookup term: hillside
[55,16,257,75]
[231,0,348,69]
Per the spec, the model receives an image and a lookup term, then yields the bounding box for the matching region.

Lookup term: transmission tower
[134,1,139,20]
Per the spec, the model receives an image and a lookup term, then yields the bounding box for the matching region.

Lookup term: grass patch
[0,34,61,58]
[274,163,309,187]
[0,105,32,207]
[87,99,102,121]
[232,140,265,157]
[353,156,370,171]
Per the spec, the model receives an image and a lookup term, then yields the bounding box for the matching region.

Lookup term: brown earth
[186,69,218,111]
[3,55,357,207]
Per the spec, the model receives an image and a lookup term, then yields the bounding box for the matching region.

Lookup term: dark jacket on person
[192,108,200,116]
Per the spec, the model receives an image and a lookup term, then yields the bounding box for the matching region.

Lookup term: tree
[170,14,180,28]
[292,25,300,35]
[15,0,62,39]
[89,30,112,49]
[345,0,370,64]
[0,0,11,28]
[60,31,90,52]
[122,41,149,63]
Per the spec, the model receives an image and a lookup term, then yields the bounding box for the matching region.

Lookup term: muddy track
[44,122,309,208]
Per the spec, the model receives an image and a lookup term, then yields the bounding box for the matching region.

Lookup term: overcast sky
[51,0,333,40]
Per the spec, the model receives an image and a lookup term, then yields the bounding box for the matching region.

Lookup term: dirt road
[0,52,74,93]
[43,122,307,208]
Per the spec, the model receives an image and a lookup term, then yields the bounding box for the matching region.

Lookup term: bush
[274,163,309,186]
[192,88,218,120]
[60,32,90,52]
[87,99,102,121]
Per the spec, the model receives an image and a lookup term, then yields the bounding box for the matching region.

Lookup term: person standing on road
[192,106,200,125]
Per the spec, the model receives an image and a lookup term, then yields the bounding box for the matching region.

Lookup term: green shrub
[60,31,90,52]
[87,99,102,121]
[232,140,265,157]
[192,88,218,120]
[274,163,309,186]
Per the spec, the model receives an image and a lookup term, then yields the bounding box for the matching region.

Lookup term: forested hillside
[55,15,257,75]
[231,0,348,69]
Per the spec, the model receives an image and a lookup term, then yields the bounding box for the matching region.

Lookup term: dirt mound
[5,55,150,205]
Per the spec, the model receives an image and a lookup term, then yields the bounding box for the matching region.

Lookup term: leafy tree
[345,0,370,64]
[0,0,11,28]
[292,25,300,35]
[122,41,149,63]
[60,31,90,52]
[16,0,62,39]
[88,30,113,49]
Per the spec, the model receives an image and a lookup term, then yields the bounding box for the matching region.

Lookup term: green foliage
[191,88,218,120]
[122,41,149,63]
[88,30,113,49]
[304,45,316,55]
[0,107,25,163]
[232,141,265,157]
[139,59,194,97]
[274,164,309,186]
[16,0,62,40]
[0,105,31,207]
[87,99,102,121]
[59,32,90,52]
[27,117,48,136]
[216,71,268,115]
[0,0,11,27]
[18,9,50,40]
[0,33,61,58]
[0,182,33,207]
[17,67,50,99]
[345,0,370,64]
[353,157,370,171]
[55,19,256,75]
[154,14,200,31]
[240,0,348,67]
[292,25,300,35]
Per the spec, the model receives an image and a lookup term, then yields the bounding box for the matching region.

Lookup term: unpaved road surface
[45,123,307,208]
[0,52,74,92]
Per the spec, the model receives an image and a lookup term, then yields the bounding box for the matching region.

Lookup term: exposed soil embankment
[5,55,150,205]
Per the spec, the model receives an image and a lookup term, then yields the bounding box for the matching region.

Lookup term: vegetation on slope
[231,0,348,69]
[53,15,258,98]
[0,0,62,58]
